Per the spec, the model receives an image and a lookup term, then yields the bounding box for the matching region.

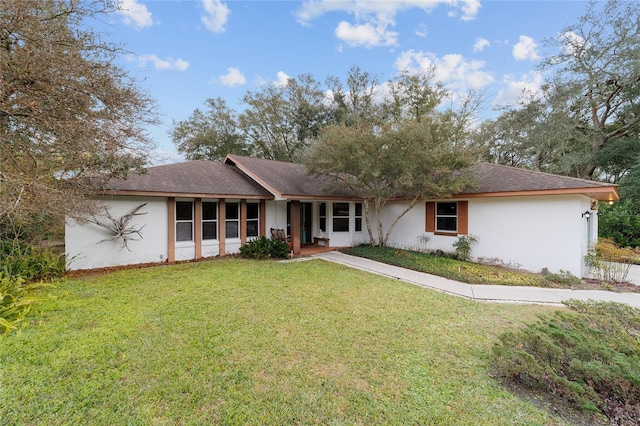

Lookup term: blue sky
[107,0,593,164]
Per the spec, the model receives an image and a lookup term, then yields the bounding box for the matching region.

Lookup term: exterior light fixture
[582,210,591,219]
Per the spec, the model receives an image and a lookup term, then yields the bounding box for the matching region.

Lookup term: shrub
[491,300,640,424]
[0,273,51,334]
[542,270,582,287]
[0,240,66,282]
[239,236,289,260]
[452,234,478,261]
[585,238,640,283]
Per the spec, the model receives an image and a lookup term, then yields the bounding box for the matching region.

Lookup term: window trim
[436,202,458,233]
[175,200,194,242]
[426,201,468,236]
[246,202,259,238]
[332,202,350,233]
[319,202,326,232]
[202,201,218,241]
[225,202,240,239]
[354,202,363,233]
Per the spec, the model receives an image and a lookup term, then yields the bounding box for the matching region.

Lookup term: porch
[293,244,338,258]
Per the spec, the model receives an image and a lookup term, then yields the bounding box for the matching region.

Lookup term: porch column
[167,197,175,262]
[219,199,226,257]
[194,198,202,259]
[259,200,266,237]
[290,200,301,255]
[240,199,247,245]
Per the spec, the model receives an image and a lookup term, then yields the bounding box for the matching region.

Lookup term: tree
[173,74,329,162]
[541,0,640,179]
[384,68,447,122]
[0,0,157,242]
[306,71,478,247]
[306,120,475,247]
[240,74,328,161]
[171,98,251,161]
[326,65,380,127]
[475,0,640,180]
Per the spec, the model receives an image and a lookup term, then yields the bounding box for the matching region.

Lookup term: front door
[301,202,313,245]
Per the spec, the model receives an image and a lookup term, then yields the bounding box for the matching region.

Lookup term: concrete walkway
[313,251,640,308]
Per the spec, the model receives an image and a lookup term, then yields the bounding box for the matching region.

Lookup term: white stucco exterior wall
[380,195,596,277]
[65,196,168,270]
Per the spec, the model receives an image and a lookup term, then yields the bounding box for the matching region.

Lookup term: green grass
[1,258,566,425]
[343,246,568,287]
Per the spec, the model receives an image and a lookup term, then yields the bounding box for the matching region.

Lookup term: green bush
[452,234,478,261]
[542,270,582,287]
[239,236,289,260]
[0,273,51,334]
[1,240,66,282]
[491,300,640,423]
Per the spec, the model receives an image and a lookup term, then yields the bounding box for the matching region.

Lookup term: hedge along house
[66,155,619,276]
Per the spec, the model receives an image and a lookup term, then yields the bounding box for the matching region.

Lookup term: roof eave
[458,186,620,201]
[96,189,274,200]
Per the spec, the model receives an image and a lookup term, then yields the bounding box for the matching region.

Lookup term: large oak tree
[306,70,478,247]
[0,0,157,240]
[475,0,640,181]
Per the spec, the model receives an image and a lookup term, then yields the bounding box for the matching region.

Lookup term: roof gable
[224,154,358,200]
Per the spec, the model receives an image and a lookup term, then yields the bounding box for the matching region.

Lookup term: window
[176,201,193,242]
[246,203,259,237]
[436,202,457,233]
[225,202,239,238]
[333,202,349,232]
[319,203,326,232]
[202,202,217,240]
[355,202,363,232]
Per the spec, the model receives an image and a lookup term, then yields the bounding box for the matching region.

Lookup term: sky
[103,0,595,164]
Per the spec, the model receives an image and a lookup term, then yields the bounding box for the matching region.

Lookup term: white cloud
[415,23,427,38]
[559,30,585,55]
[512,35,541,61]
[116,0,153,29]
[335,21,398,48]
[295,1,480,48]
[274,71,291,87]
[201,0,231,33]
[296,1,480,25]
[131,54,189,71]
[218,67,246,86]
[473,37,490,52]
[493,71,544,108]
[395,49,494,92]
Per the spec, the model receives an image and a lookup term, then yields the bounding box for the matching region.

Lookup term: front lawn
[1,259,565,425]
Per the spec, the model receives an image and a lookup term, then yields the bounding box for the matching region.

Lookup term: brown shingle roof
[461,163,618,201]
[224,155,358,199]
[101,160,272,198]
[100,157,618,202]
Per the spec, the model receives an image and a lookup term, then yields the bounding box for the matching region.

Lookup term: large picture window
[176,201,193,242]
[333,202,349,232]
[246,203,259,237]
[225,202,239,239]
[436,202,457,233]
[202,202,217,240]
